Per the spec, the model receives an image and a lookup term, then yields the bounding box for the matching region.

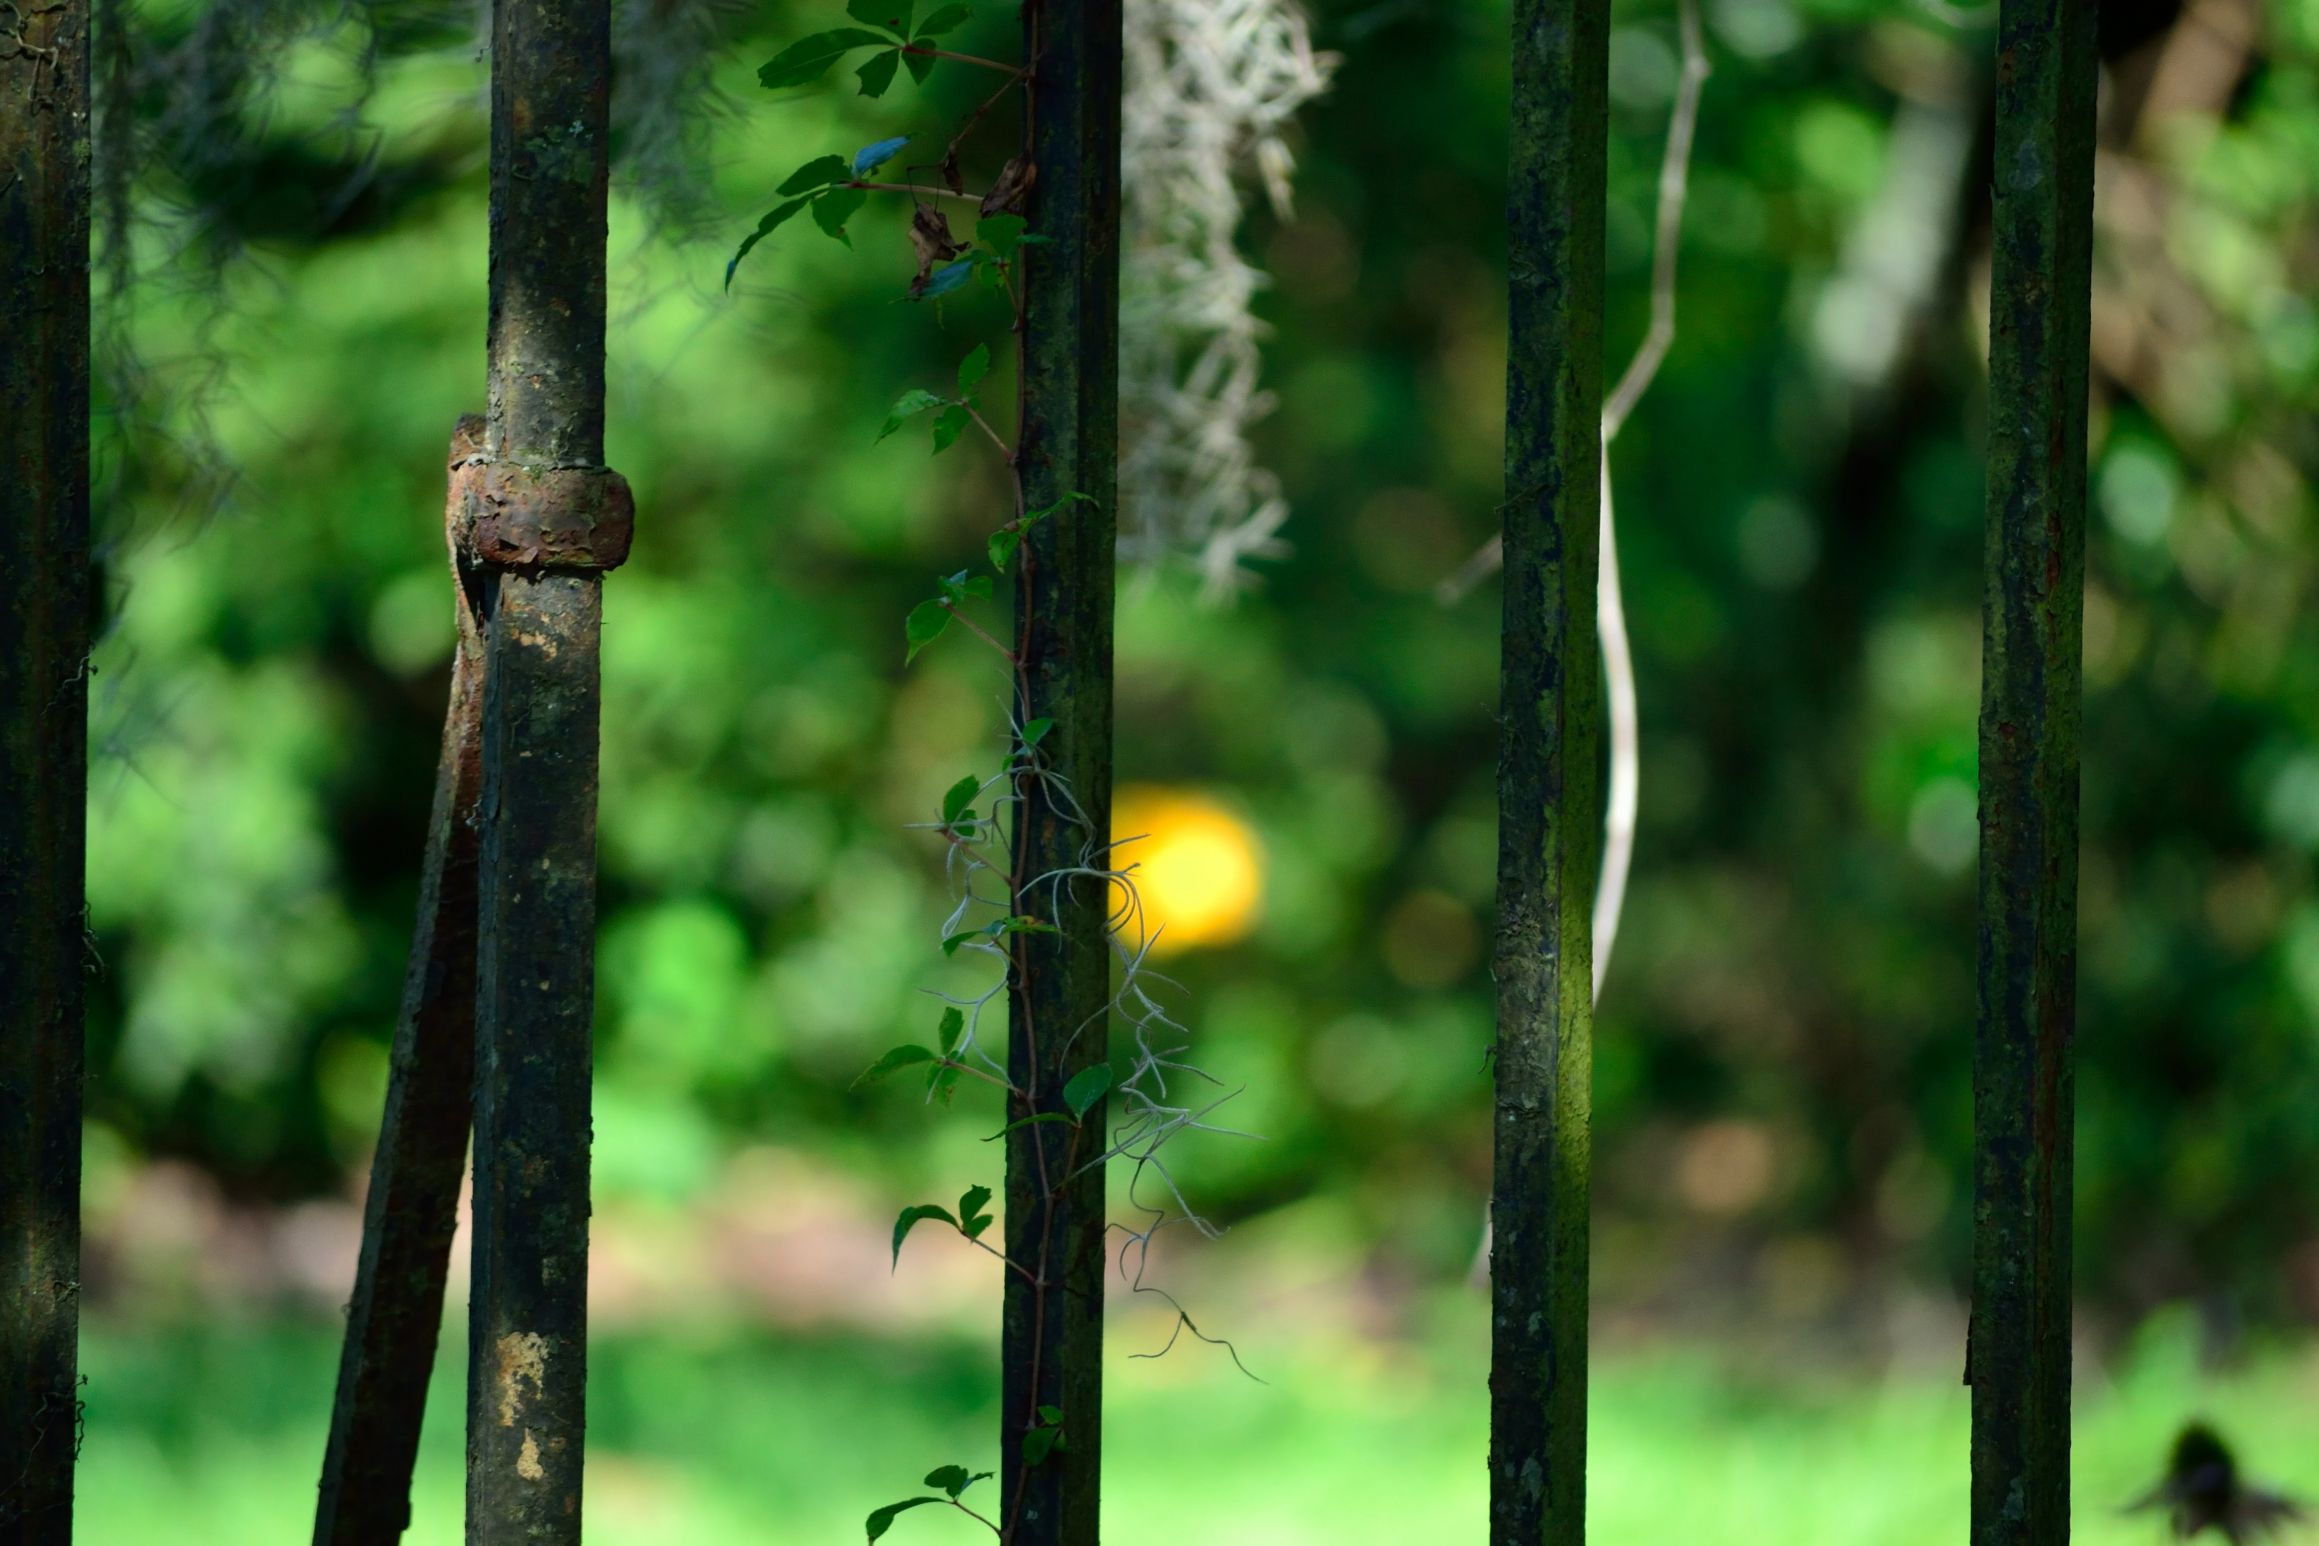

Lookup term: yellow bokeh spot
[1111,785,1264,955]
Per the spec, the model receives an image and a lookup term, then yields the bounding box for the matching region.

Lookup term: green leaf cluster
[889,1181,996,1268]
[759,3,976,97]
[862,1462,991,1542]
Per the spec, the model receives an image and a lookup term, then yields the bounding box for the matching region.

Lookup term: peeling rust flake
[495,1330,550,1427]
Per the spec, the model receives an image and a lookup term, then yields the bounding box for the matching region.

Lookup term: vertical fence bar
[1003,4,1120,1542]
[1970,2,2094,1543]
[1490,0,1608,1542]
[464,0,625,1533]
[314,419,490,1546]
[0,0,90,1537]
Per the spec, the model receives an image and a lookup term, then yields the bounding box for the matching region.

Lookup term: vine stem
[943,601,1019,663]
[951,1498,1003,1535]
[966,403,1015,460]
[1464,0,1709,1287]
[852,178,984,204]
[905,43,1021,75]
[1441,0,1707,992]
[963,1232,1041,1284]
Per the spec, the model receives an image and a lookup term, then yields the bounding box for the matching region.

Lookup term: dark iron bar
[464,0,624,1533]
[1490,0,1608,1542]
[1002,3,1121,1542]
[0,0,91,1536]
[1969,2,2095,1543]
[314,418,492,1546]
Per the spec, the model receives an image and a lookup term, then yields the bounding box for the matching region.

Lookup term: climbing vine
[733,6,1247,1540]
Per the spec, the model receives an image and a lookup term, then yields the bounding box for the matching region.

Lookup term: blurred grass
[76,1306,2319,1544]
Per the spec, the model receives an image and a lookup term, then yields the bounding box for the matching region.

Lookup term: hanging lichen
[1120,0,1333,598]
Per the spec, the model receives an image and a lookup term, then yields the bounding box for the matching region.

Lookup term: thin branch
[851,178,985,204]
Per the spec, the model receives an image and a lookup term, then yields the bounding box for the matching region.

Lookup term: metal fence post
[1491,1,1609,1543]
[464,0,629,1533]
[1,0,91,1535]
[1002,5,1121,1543]
[1970,3,2095,1543]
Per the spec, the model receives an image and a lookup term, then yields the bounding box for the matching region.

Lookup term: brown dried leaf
[979,156,1035,219]
[908,205,966,295]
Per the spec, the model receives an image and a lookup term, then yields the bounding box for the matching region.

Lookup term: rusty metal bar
[1,0,90,1536]
[464,0,624,1532]
[1001,4,1120,1543]
[313,418,490,1546]
[1969,3,2095,1544]
[1490,0,1608,1542]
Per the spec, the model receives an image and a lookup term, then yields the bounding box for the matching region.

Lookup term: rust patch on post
[454,457,634,574]
[494,1331,550,1428]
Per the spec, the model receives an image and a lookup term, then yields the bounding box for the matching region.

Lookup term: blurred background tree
[71,0,2319,1464]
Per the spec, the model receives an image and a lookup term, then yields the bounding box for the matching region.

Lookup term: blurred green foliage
[80,0,2319,1330]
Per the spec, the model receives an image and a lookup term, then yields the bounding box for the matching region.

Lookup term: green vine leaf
[986,528,1019,573]
[855,47,902,97]
[904,599,951,662]
[956,1183,994,1239]
[931,404,971,455]
[927,1061,962,1106]
[942,774,980,825]
[956,343,990,396]
[1019,717,1054,746]
[902,47,935,85]
[937,1006,963,1058]
[1021,1407,1066,1467]
[1062,1062,1113,1120]
[914,2,971,38]
[1026,490,1096,523]
[879,388,949,442]
[855,1044,937,1088]
[812,185,869,245]
[915,257,974,300]
[865,1497,942,1541]
[938,571,993,605]
[922,1465,991,1499]
[892,1204,957,1268]
[985,1111,1070,1140]
[976,213,1026,259]
[846,0,911,34]
[725,197,811,289]
[759,30,891,90]
[779,155,853,195]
